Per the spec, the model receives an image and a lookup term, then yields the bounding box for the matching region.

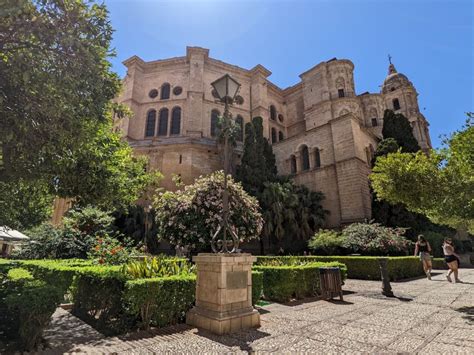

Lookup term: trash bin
[319,267,343,301]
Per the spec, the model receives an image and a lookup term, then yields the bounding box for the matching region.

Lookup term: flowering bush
[88,235,137,265]
[342,222,412,256]
[154,171,263,251]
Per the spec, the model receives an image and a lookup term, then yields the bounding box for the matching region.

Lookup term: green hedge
[251,271,263,305]
[254,262,346,303]
[0,266,63,351]
[124,275,196,330]
[71,267,132,335]
[256,256,446,281]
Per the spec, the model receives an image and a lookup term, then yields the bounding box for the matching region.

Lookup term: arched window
[279,131,284,141]
[290,155,297,174]
[160,83,170,100]
[301,145,310,171]
[393,98,401,111]
[170,107,181,135]
[158,108,169,136]
[211,109,220,137]
[235,115,243,142]
[371,118,378,127]
[271,127,277,143]
[145,110,156,137]
[270,105,277,120]
[314,148,321,168]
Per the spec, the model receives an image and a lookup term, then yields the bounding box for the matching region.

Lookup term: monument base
[186,253,260,335]
[186,306,260,335]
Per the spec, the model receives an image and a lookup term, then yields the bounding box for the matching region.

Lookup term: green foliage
[254,262,346,303]
[13,223,94,260]
[154,171,263,252]
[308,230,347,255]
[256,255,445,281]
[251,271,263,305]
[7,268,33,281]
[64,206,115,237]
[0,0,154,225]
[71,267,131,335]
[372,138,399,166]
[88,235,138,265]
[235,117,277,196]
[342,222,412,256]
[381,110,420,153]
[0,179,53,230]
[121,256,195,279]
[371,114,474,232]
[0,267,63,351]
[124,276,196,330]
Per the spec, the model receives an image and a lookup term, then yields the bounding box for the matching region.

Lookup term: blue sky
[105,0,473,148]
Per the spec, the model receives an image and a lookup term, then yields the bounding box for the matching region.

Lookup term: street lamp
[210,74,241,253]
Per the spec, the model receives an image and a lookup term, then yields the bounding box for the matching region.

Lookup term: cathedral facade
[114,46,431,228]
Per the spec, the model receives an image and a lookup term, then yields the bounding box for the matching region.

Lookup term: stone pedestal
[186,253,260,335]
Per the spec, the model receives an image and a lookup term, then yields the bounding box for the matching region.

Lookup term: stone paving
[41,268,474,354]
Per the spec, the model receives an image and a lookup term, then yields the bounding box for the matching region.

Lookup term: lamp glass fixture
[211,74,241,102]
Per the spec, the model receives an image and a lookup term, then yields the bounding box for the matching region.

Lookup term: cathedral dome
[382,63,412,93]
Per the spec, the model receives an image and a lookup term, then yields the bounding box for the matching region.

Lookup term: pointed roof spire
[387,54,397,74]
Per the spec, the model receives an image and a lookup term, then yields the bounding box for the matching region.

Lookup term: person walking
[443,238,462,283]
[414,235,432,280]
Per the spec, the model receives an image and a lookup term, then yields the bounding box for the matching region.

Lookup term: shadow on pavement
[454,306,474,325]
[195,327,271,353]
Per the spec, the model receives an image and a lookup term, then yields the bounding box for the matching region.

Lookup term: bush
[257,255,436,281]
[0,267,63,351]
[251,271,263,305]
[12,223,94,260]
[308,229,347,255]
[254,262,346,303]
[88,235,138,265]
[124,275,196,330]
[342,222,412,256]
[63,206,115,237]
[154,171,263,252]
[71,267,130,335]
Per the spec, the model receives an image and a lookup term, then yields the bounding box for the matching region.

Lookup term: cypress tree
[382,109,420,153]
[235,117,277,196]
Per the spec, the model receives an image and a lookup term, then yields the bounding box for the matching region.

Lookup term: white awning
[0,226,30,242]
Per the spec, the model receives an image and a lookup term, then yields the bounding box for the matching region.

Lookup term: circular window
[149,89,158,99]
[211,89,220,99]
[173,86,183,96]
[235,95,244,105]
[278,114,284,122]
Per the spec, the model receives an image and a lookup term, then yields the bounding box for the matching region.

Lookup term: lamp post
[210,74,241,253]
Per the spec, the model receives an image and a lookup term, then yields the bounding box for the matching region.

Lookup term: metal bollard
[378,257,394,297]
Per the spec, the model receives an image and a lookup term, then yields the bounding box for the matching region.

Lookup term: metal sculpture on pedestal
[209,74,241,254]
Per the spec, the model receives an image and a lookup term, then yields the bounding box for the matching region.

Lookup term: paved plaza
[42,268,474,354]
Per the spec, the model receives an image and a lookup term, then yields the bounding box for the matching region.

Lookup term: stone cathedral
[113,46,431,228]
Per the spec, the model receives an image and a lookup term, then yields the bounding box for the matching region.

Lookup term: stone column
[186,253,260,335]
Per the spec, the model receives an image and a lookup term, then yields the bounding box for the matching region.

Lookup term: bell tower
[381,57,432,151]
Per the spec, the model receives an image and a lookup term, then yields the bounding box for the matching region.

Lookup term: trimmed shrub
[124,275,196,330]
[342,222,412,256]
[0,267,63,351]
[256,256,430,281]
[251,271,263,305]
[308,229,347,255]
[254,262,346,303]
[71,267,130,335]
[432,258,447,269]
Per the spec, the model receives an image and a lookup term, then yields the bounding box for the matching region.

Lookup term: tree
[371,115,474,233]
[0,0,152,226]
[381,110,420,153]
[372,138,399,166]
[235,117,277,196]
[154,171,263,253]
